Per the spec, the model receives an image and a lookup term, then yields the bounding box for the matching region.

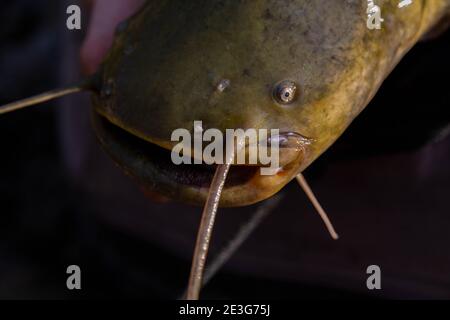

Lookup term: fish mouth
[92,111,307,207]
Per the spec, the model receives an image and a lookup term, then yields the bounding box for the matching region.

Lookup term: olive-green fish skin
[92,0,450,206]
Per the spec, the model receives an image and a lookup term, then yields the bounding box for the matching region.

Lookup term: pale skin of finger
[80,0,145,75]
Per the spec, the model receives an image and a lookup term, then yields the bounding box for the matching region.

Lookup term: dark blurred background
[0,0,449,299]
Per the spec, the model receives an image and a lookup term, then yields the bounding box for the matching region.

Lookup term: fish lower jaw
[92,111,298,207]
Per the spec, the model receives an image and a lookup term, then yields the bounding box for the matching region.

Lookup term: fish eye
[273,80,298,104]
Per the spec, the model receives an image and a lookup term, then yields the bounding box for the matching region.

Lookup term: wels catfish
[1,0,449,299]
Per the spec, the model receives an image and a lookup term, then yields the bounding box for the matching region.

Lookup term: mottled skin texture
[92,0,450,206]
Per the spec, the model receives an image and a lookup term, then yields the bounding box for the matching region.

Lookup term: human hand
[80,0,145,74]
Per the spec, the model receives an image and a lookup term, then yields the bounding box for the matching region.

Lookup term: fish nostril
[273,80,298,105]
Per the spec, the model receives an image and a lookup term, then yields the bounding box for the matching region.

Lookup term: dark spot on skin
[263,8,274,20]
[289,45,297,58]
[207,71,216,83]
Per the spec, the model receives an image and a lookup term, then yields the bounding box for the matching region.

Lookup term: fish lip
[91,111,308,207]
[91,109,310,207]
